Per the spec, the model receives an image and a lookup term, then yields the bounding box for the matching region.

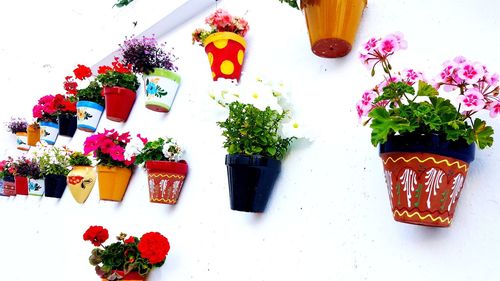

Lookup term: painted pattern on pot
[16,132,29,151]
[143,68,181,113]
[3,178,15,196]
[380,152,469,227]
[40,121,59,145]
[67,166,96,204]
[76,101,104,132]
[204,32,246,81]
[28,178,45,196]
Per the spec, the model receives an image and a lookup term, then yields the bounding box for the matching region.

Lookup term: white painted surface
[1,0,500,280]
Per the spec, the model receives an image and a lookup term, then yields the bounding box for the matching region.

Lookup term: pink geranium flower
[489,102,500,118]
[457,88,485,112]
[457,62,485,84]
[378,34,399,55]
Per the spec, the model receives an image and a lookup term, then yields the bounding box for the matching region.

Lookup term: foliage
[278,0,299,9]
[5,117,28,134]
[10,156,42,179]
[77,81,104,106]
[84,129,143,168]
[134,137,183,165]
[96,57,140,91]
[83,226,170,280]
[32,143,72,176]
[192,9,249,45]
[0,157,15,179]
[120,35,178,74]
[69,152,93,166]
[357,33,499,149]
[113,0,134,8]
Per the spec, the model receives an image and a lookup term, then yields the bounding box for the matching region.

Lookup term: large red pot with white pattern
[145,160,188,204]
[379,133,475,227]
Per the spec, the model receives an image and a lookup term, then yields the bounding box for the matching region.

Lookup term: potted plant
[32,94,59,145]
[192,9,249,81]
[67,152,97,204]
[120,35,181,113]
[0,157,16,196]
[5,117,29,151]
[83,225,170,280]
[96,57,140,122]
[84,129,139,201]
[134,136,188,204]
[357,33,499,227]
[65,65,105,132]
[278,0,367,58]
[10,156,44,196]
[211,78,304,212]
[53,93,78,137]
[32,142,72,198]
[27,121,41,146]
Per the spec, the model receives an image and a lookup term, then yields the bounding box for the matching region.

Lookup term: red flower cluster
[83,226,109,246]
[74,64,93,80]
[137,232,170,264]
[63,76,78,95]
[53,94,77,113]
[98,57,133,75]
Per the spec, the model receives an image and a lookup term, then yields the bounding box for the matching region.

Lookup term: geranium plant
[84,129,143,168]
[134,137,183,165]
[5,117,28,134]
[192,9,249,45]
[52,93,77,116]
[357,32,499,149]
[32,142,72,176]
[32,95,58,122]
[83,225,170,280]
[96,57,140,91]
[65,64,104,106]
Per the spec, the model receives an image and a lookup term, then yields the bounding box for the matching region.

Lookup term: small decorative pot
[97,165,132,201]
[28,178,45,196]
[76,101,104,132]
[103,86,137,122]
[203,32,246,81]
[145,160,188,204]
[101,271,146,281]
[27,124,41,146]
[14,176,29,196]
[379,133,475,227]
[2,176,16,196]
[58,114,78,137]
[302,0,367,58]
[67,166,97,204]
[143,68,181,113]
[39,121,59,145]
[15,132,29,151]
[225,154,281,212]
[44,174,67,198]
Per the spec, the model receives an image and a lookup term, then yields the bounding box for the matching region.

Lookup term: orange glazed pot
[27,124,40,146]
[145,160,188,204]
[301,0,367,58]
[203,32,246,81]
[97,166,132,201]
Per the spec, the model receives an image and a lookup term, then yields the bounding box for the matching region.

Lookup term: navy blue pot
[44,174,67,198]
[58,114,77,137]
[225,154,281,213]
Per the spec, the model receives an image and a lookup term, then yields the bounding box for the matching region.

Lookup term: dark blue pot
[225,154,281,213]
[44,174,67,198]
[380,133,475,163]
[58,114,77,137]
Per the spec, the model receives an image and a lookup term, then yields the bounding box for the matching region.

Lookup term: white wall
[1,0,500,280]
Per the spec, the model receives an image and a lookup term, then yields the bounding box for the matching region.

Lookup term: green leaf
[471,118,494,149]
[368,107,410,146]
[417,81,438,97]
[266,147,277,156]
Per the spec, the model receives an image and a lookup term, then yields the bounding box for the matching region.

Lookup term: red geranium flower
[97,65,112,74]
[83,226,109,246]
[137,232,170,264]
[74,64,92,80]
[64,76,78,95]
[124,236,136,244]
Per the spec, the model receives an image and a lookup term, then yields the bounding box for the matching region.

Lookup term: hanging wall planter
[67,166,96,204]
[27,124,40,146]
[225,154,281,213]
[143,68,181,113]
[380,133,475,227]
[28,178,45,196]
[58,114,77,137]
[14,176,29,196]
[39,121,59,145]
[145,160,188,204]
[301,0,367,58]
[44,174,67,198]
[103,87,137,122]
[101,271,146,281]
[2,176,16,196]
[76,101,104,132]
[15,132,29,151]
[204,32,246,81]
[97,165,132,201]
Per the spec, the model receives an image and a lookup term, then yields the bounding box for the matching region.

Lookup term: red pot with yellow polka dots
[203,32,246,81]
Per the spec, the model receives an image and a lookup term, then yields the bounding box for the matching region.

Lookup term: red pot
[100,270,145,281]
[103,86,137,122]
[145,160,188,204]
[15,176,29,196]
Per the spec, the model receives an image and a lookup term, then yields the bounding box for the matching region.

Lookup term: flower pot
[143,68,181,113]
[77,101,104,132]
[58,114,77,137]
[301,0,367,58]
[97,166,132,201]
[28,178,45,196]
[68,166,97,203]
[14,176,29,196]
[44,174,67,198]
[15,132,29,151]
[379,133,475,227]
[2,176,16,196]
[203,32,246,81]
[27,124,40,146]
[101,271,146,281]
[145,160,188,204]
[103,86,137,122]
[225,154,281,212]
[39,121,59,145]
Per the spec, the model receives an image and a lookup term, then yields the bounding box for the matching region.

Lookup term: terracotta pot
[28,178,45,196]
[44,174,67,198]
[103,86,137,122]
[225,154,281,212]
[301,0,367,58]
[143,68,181,113]
[76,101,104,132]
[97,165,132,201]
[145,160,188,204]
[2,176,16,196]
[203,32,246,81]
[27,124,40,146]
[101,270,145,281]
[380,133,475,227]
[58,114,77,137]
[15,132,29,151]
[68,166,97,203]
[14,176,29,195]
[39,121,59,145]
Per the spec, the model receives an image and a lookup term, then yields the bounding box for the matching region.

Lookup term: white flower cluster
[124,137,145,162]
[161,137,183,162]
[30,142,72,173]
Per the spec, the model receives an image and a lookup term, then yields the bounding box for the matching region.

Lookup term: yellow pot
[67,166,96,204]
[97,166,132,201]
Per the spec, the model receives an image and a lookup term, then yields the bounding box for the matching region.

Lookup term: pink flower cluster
[359,32,407,71]
[32,95,57,120]
[205,9,249,37]
[84,129,144,167]
[434,56,500,116]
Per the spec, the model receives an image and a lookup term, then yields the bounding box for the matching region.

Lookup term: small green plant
[69,152,93,166]
[77,81,104,106]
[113,0,134,8]
[278,0,299,9]
[32,143,72,176]
[135,137,183,165]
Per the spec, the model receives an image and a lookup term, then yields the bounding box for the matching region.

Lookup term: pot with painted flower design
[67,152,97,203]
